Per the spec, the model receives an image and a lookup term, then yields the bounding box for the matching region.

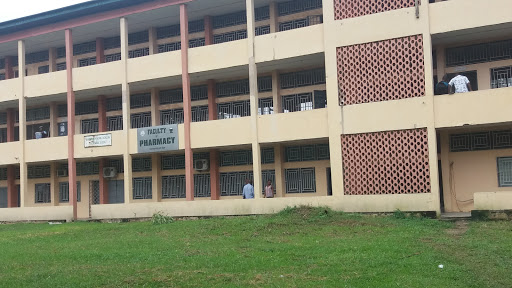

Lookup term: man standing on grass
[242,179,254,199]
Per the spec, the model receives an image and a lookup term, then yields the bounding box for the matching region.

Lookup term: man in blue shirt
[242,179,254,199]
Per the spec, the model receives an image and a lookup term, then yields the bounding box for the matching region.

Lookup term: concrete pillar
[440,131,451,212]
[96,37,104,64]
[204,16,213,46]
[269,2,279,33]
[152,154,161,202]
[207,79,217,120]
[65,29,77,220]
[18,40,26,208]
[149,28,158,55]
[4,56,14,79]
[180,4,194,201]
[150,88,160,126]
[274,144,285,197]
[49,102,58,138]
[436,46,445,81]
[98,95,107,133]
[272,70,281,114]
[120,18,133,203]
[98,159,108,204]
[6,109,15,142]
[246,0,262,197]
[50,162,59,205]
[6,166,17,207]
[210,150,220,200]
[49,48,57,72]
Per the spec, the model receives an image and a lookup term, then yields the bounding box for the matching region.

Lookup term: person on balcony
[34,126,48,139]
[264,180,274,198]
[435,74,450,95]
[242,179,254,199]
[449,73,472,94]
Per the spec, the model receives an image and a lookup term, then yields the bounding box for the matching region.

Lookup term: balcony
[127,51,182,83]
[73,61,123,92]
[191,117,252,149]
[24,71,67,98]
[25,137,68,163]
[0,141,20,165]
[0,78,21,103]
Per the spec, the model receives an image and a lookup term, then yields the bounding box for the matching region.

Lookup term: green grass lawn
[0,207,511,288]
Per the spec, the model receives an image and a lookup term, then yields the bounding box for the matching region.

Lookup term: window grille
[38,65,49,74]
[194,174,211,198]
[285,144,330,162]
[162,175,186,198]
[106,97,122,111]
[0,112,7,125]
[133,177,152,199]
[91,180,100,205]
[279,18,309,32]
[220,170,275,196]
[104,36,121,50]
[0,58,4,69]
[158,42,181,53]
[157,24,180,39]
[255,25,271,36]
[280,68,326,89]
[59,181,81,203]
[213,30,247,44]
[35,183,51,203]
[432,49,437,70]
[191,106,209,122]
[26,50,49,65]
[0,128,6,143]
[78,57,97,67]
[132,157,152,172]
[189,20,205,33]
[105,53,121,63]
[191,85,208,101]
[498,157,512,187]
[129,48,150,59]
[162,154,186,170]
[220,150,253,167]
[217,79,250,97]
[285,168,316,193]
[26,107,50,121]
[258,76,273,92]
[193,152,210,163]
[450,130,512,152]
[0,74,4,80]
[446,39,512,67]
[107,115,123,131]
[490,66,512,89]
[160,88,183,104]
[74,41,96,55]
[190,38,206,48]
[131,112,152,129]
[81,118,99,134]
[106,159,124,173]
[255,6,270,21]
[56,62,66,71]
[56,47,66,59]
[213,11,247,29]
[130,93,151,109]
[76,101,98,115]
[0,167,7,180]
[258,98,274,115]
[217,100,251,119]
[77,162,99,176]
[314,90,327,109]
[282,93,313,113]
[160,109,184,125]
[278,0,322,16]
[128,30,149,45]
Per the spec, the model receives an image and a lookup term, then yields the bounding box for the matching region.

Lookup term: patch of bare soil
[445,220,469,237]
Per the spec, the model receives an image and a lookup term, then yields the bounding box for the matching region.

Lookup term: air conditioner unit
[103,167,118,178]
[194,159,209,171]
[57,169,68,177]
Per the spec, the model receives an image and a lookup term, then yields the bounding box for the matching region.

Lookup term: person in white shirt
[449,74,472,94]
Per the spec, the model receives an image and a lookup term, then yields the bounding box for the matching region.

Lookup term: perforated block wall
[334,0,418,20]
[337,35,425,105]
[341,128,431,195]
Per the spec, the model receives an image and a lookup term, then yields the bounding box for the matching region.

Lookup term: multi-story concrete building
[0,0,511,221]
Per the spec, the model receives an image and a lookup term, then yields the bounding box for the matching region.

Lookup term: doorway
[326,168,332,196]
[108,180,125,204]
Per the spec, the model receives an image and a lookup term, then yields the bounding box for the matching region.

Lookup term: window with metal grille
[56,47,66,59]
[132,157,152,172]
[194,174,211,198]
[157,24,180,39]
[105,53,121,63]
[189,19,205,33]
[285,144,330,162]
[285,168,316,193]
[76,101,98,115]
[133,177,152,199]
[81,119,99,134]
[278,0,322,16]
[220,150,253,167]
[162,175,186,198]
[128,30,149,45]
[106,159,124,173]
[57,104,67,117]
[130,93,151,109]
[0,128,6,143]
[162,154,186,170]
[26,107,50,121]
[26,123,49,140]
[158,42,181,53]
[74,41,96,55]
[213,30,247,44]
[498,157,512,187]
[190,38,206,48]
[107,97,122,111]
[160,109,184,125]
[78,57,97,67]
[38,65,49,74]
[194,152,210,163]
[59,182,81,203]
[104,36,121,50]
[56,62,66,71]
[0,112,7,125]
[217,100,250,119]
[77,162,99,176]
[107,116,123,131]
[0,167,7,180]
[26,50,49,65]
[129,48,150,59]
[216,77,271,98]
[213,11,247,29]
[91,180,100,204]
[450,130,512,152]
[35,183,51,203]
[261,148,275,164]
[192,106,209,122]
[280,68,326,89]
[491,66,512,89]
[282,93,313,113]
[160,88,183,104]
[191,85,208,101]
[0,58,4,69]
[255,6,270,21]
[0,73,5,80]
[446,39,512,67]
[220,170,275,196]
[258,98,274,115]
[255,25,271,36]
[131,112,151,128]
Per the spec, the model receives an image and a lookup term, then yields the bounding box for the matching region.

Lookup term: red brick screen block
[337,35,425,106]
[334,0,418,20]
[341,128,431,195]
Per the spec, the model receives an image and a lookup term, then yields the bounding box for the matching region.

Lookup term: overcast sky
[0,0,92,22]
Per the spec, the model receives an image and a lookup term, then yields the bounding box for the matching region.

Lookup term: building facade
[0,0,511,221]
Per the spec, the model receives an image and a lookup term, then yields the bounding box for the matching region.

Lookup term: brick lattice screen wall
[337,35,425,106]
[334,0,418,20]
[341,128,431,195]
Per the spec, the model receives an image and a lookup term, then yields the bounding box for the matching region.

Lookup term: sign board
[84,133,112,148]
[137,124,178,153]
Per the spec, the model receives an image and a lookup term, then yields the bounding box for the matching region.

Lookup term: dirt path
[445,220,469,237]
